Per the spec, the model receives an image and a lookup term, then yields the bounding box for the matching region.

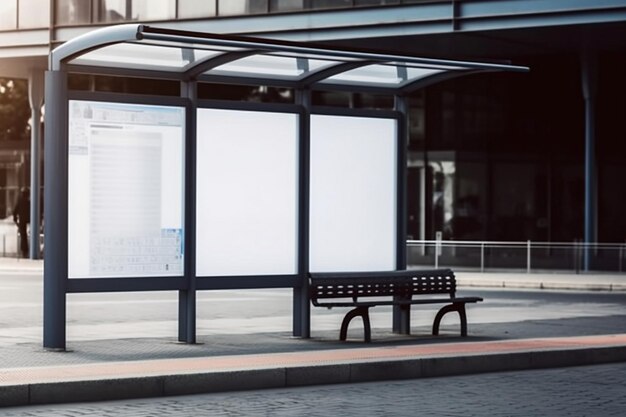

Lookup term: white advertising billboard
[68,100,185,278]
[196,108,299,276]
[310,114,397,272]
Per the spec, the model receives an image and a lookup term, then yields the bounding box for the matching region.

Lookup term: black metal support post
[393,95,409,334]
[293,88,311,338]
[178,80,197,343]
[43,71,69,350]
[581,51,597,271]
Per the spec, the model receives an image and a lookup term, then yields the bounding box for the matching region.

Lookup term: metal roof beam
[183,50,262,80]
[296,60,377,89]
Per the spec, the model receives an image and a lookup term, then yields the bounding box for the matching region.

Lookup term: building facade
[1,0,625,264]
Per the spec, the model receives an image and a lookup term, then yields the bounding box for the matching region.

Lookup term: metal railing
[408,240,626,274]
[1,231,624,273]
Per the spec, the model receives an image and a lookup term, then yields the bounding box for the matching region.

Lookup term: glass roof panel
[70,43,221,71]
[207,54,304,78]
[205,54,345,78]
[305,58,342,72]
[323,64,444,86]
[328,64,399,85]
[405,67,446,81]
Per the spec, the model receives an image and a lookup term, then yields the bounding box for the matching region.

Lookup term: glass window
[98,0,127,22]
[270,0,304,12]
[310,0,351,9]
[355,0,399,5]
[56,0,91,25]
[131,0,175,21]
[178,0,216,18]
[0,1,17,30]
[218,0,268,16]
[18,0,50,28]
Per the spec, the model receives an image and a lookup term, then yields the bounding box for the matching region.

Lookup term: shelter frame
[44,24,527,350]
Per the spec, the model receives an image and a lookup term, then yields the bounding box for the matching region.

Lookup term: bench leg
[340,306,371,342]
[393,300,411,335]
[432,302,468,337]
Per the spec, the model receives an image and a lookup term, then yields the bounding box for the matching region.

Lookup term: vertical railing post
[480,242,485,272]
[434,231,442,269]
[526,240,531,274]
[575,240,581,275]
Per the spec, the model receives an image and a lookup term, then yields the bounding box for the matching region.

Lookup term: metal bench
[309,268,483,342]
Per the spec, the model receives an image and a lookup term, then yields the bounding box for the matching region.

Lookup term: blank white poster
[310,114,397,272]
[196,108,298,276]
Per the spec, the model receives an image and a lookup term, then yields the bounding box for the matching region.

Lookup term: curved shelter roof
[51,24,528,94]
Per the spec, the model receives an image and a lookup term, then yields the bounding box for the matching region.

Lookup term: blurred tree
[0,78,30,141]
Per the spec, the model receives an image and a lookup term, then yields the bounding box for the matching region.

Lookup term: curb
[2,344,626,407]
[457,279,626,292]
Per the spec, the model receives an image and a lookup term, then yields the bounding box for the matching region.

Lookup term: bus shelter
[44,24,527,350]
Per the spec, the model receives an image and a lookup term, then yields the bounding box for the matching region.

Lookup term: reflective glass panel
[402,67,446,87]
[355,0,399,5]
[71,43,195,70]
[0,1,17,30]
[326,64,401,85]
[218,0,268,15]
[98,0,126,22]
[56,0,90,25]
[310,0,351,9]
[131,0,176,21]
[178,0,216,18]
[406,67,444,80]
[19,0,50,28]
[196,108,298,276]
[270,0,304,12]
[310,114,397,272]
[325,64,443,86]
[298,58,343,74]
[210,54,303,78]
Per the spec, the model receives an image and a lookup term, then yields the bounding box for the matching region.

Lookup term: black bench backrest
[309,269,456,300]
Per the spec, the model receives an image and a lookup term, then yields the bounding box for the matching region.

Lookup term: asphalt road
[1,268,626,347]
[1,362,624,416]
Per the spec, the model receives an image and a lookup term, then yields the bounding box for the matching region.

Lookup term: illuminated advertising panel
[310,114,397,272]
[196,108,298,276]
[68,100,185,278]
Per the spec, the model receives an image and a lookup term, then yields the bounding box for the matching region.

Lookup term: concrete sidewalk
[0,259,625,408]
[0,257,43,273]
[456,271,626,292]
